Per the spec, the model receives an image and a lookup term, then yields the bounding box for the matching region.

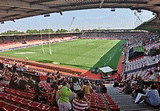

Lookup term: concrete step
[106,84,157,111]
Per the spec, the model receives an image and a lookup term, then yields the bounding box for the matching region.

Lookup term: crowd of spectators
[0,33,80,45]
[0,60,108,111]
[114,74,160,107]
[82,32,160,50]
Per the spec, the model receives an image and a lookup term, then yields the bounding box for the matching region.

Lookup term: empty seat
[16,107,29,111]
[38,104,50,111]
[91,102,97,108]
[0,101,8,110]
[98,100,105,104]
[107,100,115,105]
[109,105,120,111]
[20,99,32,107]
[12,97,24,104]
[48,107,59,111]
[3,104,18,111]
[28,101,41,110]
[5,94,15,102]
[24,93,35,100]
[90,108,98,111]
[98,104,107,110]
[18,92,26,98]
[0,92,7,99]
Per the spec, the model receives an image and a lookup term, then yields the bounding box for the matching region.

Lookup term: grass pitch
[0,39,124,70]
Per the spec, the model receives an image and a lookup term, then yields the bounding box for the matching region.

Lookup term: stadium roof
[0,0,160,31]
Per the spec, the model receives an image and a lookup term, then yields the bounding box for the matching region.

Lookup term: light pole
[69,17,75,32]
[40,22,44,54]
[44,14,52,55]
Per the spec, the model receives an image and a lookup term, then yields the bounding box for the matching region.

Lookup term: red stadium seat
[0,101,8,110]
[16,107,29,111]
[18,92,26,98]
[38,104,50,111]
[48,107,59,111]
[107,100,115,105]
[98,100,105,104]
[109,105,120,111]
[99,110,106,111]
[0,92,7,99]
[12,97,24,104]
[91,102,97,108]
[28,101,41,110]
[98,104,107,110]
[20,99,32,107]
[24,93,35,100]
[5,94,15,102]
[3,104,18,111]
[90,108,98,111]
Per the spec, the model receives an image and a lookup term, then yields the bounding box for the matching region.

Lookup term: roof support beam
[100,0,104,8]
[50,1,148,9]
[30,0,56,5]
[0,0,51,10]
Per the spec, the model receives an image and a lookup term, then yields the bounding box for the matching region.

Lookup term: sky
[0,8,155,33]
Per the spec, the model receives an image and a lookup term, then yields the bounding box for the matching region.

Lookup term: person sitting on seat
[34,81,45,94]
[9,74,19,89]
[120,81,132,95]
[19,76,27,90]
[28,76,35,88]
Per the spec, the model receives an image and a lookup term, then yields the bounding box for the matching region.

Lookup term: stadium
[0,0,160,111]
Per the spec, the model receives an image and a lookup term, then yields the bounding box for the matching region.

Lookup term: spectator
[12,63,17,73]
[72,91,90,111]
[132,85,145,98]
[91,82,96,90]
[135,84,160,106]
[83,83,92,95]
[73,81,81,93]
[9,74,19,89]
[48,84,58,106]
[34,81,45,94]
[0,61,4,70]
[69,88,76,104]
[96,83,101,93]
[117,74,122,83]
[19,76,27,90]
[120,81,132,94]
[28,76,35,88]
[102,84,107,93]
[58,82,72,111]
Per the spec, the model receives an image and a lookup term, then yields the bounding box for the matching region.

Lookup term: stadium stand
[0,30,160,111]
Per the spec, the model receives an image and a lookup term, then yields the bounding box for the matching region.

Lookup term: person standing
[72,91,90,111]
[58,82,72,111]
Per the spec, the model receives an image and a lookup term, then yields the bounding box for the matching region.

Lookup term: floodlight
[111,8,115,12]
[60,11,63,15]
[137,9,141,13]
[44,14,50,17]
[1,21,4,24]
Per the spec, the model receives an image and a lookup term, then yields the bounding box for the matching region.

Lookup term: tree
[26,29,39,34]
[40,29,54,34]
[56,29,68,33]
[75,28,80,32]
[0,30,24,35]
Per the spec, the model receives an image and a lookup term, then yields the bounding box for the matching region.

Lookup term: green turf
[0,39,124,70]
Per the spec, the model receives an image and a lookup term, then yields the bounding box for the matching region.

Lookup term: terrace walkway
[106,84,159,111]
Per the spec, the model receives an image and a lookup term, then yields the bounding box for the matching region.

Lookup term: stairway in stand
[106,84,159,111]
